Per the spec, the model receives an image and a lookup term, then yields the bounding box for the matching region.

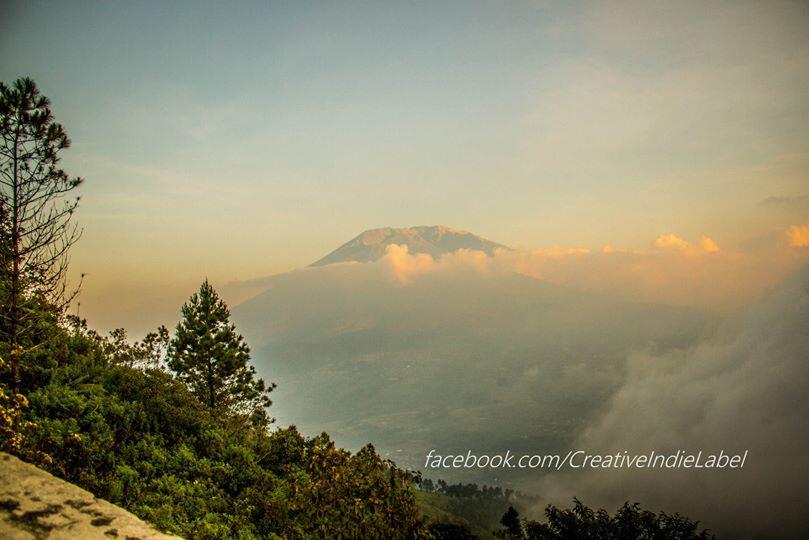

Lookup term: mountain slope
[310,225,509,266]
[232,251,712,488]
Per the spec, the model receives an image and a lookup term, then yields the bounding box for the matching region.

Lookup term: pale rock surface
[0,452,180,540]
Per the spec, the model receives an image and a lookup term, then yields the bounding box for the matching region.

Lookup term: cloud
[381,244,437,284]
[654,234,720,256]
[522,10,809,178]
[532,264,809,538]
[516,1,809,245]
[653,233,690,251]
[228,225,809,537]
[759,195,809,208]
[370,229,806,311]
[787,221,809,248]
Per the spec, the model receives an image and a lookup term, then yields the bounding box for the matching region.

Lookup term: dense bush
[1,300,427,539]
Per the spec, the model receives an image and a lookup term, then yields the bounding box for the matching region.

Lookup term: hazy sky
[2,1,808,333]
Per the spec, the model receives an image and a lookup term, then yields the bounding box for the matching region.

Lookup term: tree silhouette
[499,505,522,538]
[502,498,714,539]
[168,279,274,426]
[0,77,83,392]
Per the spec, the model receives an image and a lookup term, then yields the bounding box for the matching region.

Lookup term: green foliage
[2,295,427,539]
[0,77,83,392]
[500,506,521,538]
[417,480,535,539]
[100,324,171,370]
[421,479,523,501]
[0,355,37,458]
[290,436,427,538]
[427,519,479,539]
[169,280,274,427]
[497,499,714,540]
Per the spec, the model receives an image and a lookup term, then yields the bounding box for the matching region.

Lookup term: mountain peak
[310,225,510,267]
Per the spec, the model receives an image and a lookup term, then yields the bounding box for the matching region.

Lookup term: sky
[2,0,808,334]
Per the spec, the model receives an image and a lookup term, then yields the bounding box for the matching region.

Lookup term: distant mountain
[310,225,510,266]
[232,257,712,488]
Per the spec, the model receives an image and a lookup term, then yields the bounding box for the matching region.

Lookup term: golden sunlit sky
[2,1,808,334]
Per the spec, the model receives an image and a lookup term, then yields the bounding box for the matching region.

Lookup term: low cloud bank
[533,264,809,538]
[229,226,809,535]
[375,226,808,311]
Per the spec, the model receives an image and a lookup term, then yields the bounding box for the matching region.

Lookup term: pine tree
[168,280,274,426]
[499,506,522,539]
[0,77,83,392]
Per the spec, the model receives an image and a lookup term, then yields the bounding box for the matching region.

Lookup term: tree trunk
[207,360,215,412]
[9,124,21,393]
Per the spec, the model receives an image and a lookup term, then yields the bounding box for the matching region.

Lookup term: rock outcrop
[0,452,179,539]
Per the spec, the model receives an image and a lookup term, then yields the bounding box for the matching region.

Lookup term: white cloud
[533,263,809,538]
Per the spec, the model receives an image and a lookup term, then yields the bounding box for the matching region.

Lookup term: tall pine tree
[0,77,83,392]
[169,280,274,426]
